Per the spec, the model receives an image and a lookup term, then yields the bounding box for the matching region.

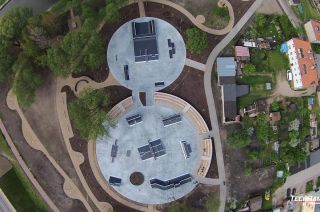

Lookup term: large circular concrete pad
[96,104,201,204]
[107,17,186,92]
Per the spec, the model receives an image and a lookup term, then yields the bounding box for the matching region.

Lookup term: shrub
[306,180,314,193]
[186,28,208,54]
[228,128,251,148]
[243,63,256,75]
[271,101,280,112]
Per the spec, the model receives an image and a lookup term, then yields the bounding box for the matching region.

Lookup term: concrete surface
[96,104,201,204]
[107,17,186,92]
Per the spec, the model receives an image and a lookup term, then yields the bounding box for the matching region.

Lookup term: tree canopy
[12,56,44,109]
[69,89,114,140]
[186,28,208,54]
[0,39,15,82]
[228,128,251,148]
[0,7,32,41]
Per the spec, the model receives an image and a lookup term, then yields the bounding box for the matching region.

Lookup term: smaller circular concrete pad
[96,104,201,204]
[107,17,186,92]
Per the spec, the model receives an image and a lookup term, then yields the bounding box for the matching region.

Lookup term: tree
[105,0,127,23]
[83,32,105,69]
[69,89,114,140]
[270,101,280,112]
[0,7,32,41]
[205,194,220,212]
[0,39,15,82]
[12,56,44,109]
[243,63,256,74]
[186,28,208,54]
[228,128,251,148]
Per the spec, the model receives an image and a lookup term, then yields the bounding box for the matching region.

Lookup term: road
[204,0,264,211]
[0,189,15,212]
[0,0,57,16]
[277,0,302,28]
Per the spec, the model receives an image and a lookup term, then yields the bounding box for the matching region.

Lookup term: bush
[271,101,280,112]
[228,128,251,148]
[244,161,252,176]
[186,28,208,54]
[306,180,314,193]
[212,6,229,18]
[243,63,256,75]
[317,176,320,188]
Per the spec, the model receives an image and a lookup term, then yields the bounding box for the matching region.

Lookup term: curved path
[6,91,93,212]
[0,119,60,212]
[136,0,235,35]
[203,0,264,211]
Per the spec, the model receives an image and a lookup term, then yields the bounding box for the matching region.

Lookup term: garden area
[235,14,295,107]
[292,0,320,22]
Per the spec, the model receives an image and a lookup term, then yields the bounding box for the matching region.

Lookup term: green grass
[301,0,320,20]
[0,0,6,6]
[262,195,272,210]
[306,180,314,193]
[317,176,320,188]
[238,75,272,85]
[0,135,49,212]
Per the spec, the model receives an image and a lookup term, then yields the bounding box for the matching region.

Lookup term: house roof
[217,57,236,77]
[310,19,320,41]
[219,76,235,85]
[236,85,249,97]
[291,38,319,88]
[223,84,236,102]
[235,46,250,57]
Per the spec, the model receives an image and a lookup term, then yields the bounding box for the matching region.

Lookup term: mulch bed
[159,184,220,212]
[144,2,224,64]
[63,86,141,212]
[205,138,219,178]
[72,64,109,83]
[103,86,132,108]
[229,0,255,25]
[162,67,211,130]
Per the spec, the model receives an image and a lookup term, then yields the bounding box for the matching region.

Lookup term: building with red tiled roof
[287,38,319,90]
[305,19,320,43]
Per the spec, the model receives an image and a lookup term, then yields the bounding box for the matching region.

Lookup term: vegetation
[271,101,280,112]
[105,0,127,22]
[205,194,220,212]
[306,180,314,193]
[298,0,320,21]
[238,75,272,84]
[243,63,256,75]
[0,135,49,211]
[169,203,194,212]
[317,176,320,188]
[244,161,252,176]
[228,128,251,148]
[186,28,208,54]
[12,56,44,109]
[69,89,114,140]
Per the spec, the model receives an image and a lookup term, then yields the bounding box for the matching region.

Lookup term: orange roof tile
[310,19,320,41]
[292,38,319,88]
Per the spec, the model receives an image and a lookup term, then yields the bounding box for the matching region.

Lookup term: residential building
[301,189,320,212]
[305,20,320,43]
[217,57,249,123]
[287,38,319,90]
[235,46,250,61]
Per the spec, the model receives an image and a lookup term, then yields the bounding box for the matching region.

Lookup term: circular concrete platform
[96,102,203,204]
[107,17,186,92]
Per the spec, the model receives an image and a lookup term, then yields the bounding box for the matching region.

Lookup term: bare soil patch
[144,2,224,63]
[162,67,211,130]
[205,138,219,178]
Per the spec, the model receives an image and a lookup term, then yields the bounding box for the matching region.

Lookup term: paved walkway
[185,58,206,71]
[138,0,146,17]
[203,0,264,211]
[277,0,302,28]
[5,91,93,212]
[0,119,60,212]
[137,0,235,35]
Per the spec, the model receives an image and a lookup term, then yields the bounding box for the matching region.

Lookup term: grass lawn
[0,0,6,6]
[301,0,320,20]
[0,135,49,212]
[262,196,272,210]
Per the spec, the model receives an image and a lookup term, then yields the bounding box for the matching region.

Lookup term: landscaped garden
[292,0,320,21]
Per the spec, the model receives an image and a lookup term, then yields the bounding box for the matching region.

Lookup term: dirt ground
[221,125,276,201]
[0,83,86,212]
[205,138,219,178]
[159,184,220,211]
[256,0,283,15]
[163,67,211,130]
[144,2,224,64]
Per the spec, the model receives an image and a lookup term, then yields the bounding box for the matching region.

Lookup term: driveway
[0,0,57,16]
